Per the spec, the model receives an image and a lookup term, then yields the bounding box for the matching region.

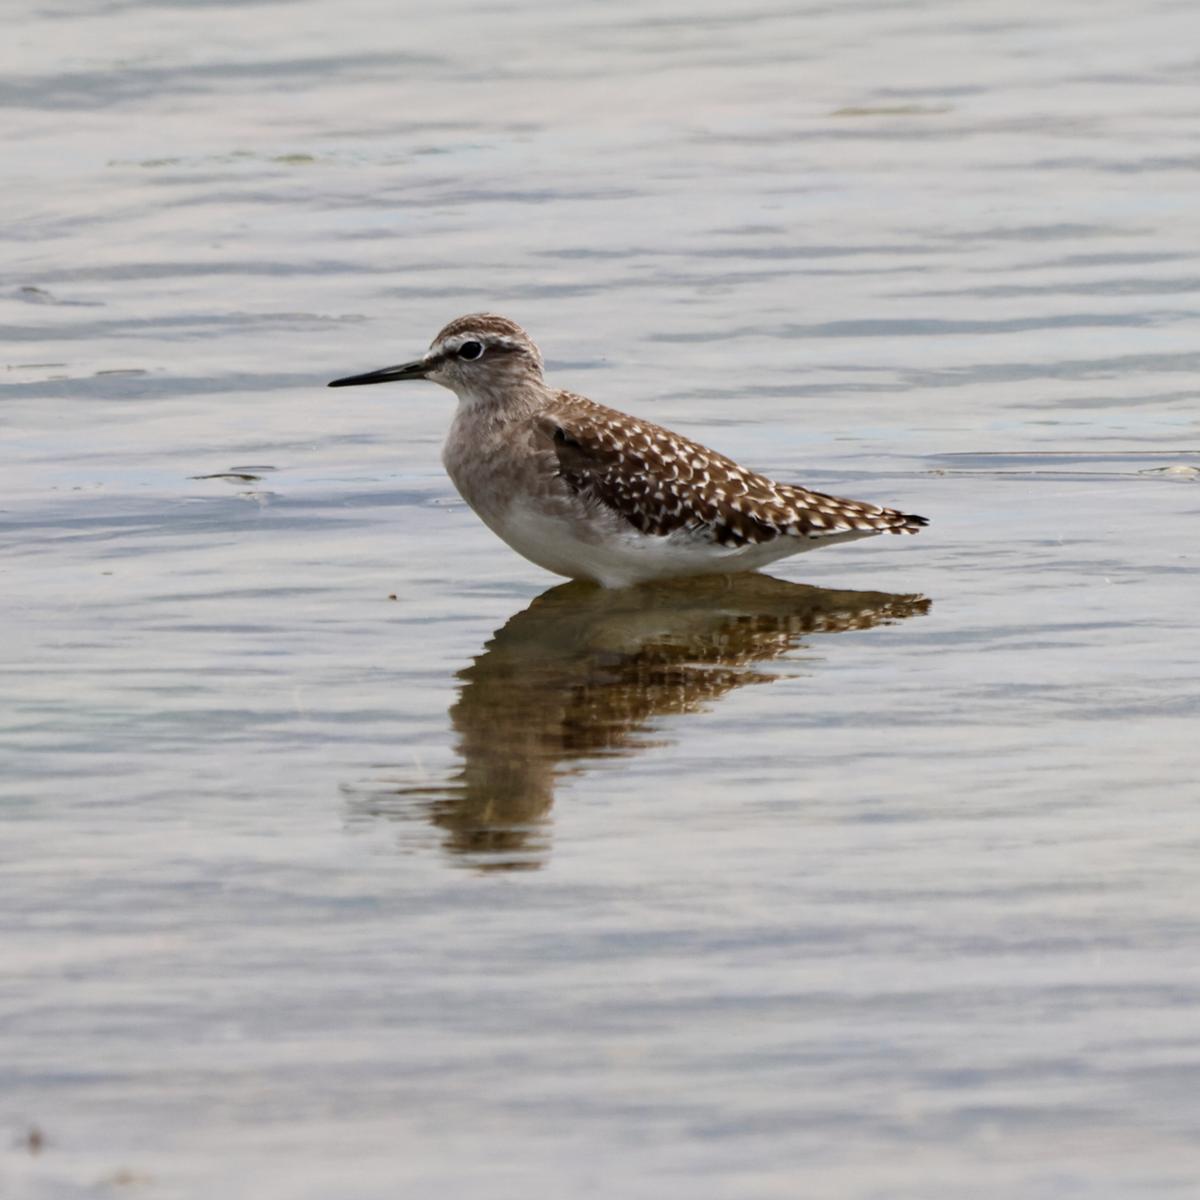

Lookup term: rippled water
[5,1,1200,1196]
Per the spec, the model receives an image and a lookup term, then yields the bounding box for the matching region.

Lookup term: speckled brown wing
[539,394,928,548]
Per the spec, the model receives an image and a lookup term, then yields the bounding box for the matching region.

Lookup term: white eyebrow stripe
[432,334,524,356]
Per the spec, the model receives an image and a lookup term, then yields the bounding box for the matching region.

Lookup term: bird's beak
[327,358,429,388]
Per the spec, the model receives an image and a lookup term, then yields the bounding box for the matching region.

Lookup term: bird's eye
[458,341,484,361]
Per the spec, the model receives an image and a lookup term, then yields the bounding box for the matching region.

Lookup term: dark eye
[458,340,484,361]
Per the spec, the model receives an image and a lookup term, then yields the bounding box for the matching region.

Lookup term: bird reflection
[346,575,929,871]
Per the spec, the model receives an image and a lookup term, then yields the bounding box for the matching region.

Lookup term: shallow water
[4,0,1200,1196]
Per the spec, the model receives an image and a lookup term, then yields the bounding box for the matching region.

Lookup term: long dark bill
[327,359,429,388]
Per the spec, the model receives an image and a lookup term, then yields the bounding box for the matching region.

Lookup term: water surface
[4,1,1200,1197]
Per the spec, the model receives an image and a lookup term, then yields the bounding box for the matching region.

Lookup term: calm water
[4,0,1200,1196]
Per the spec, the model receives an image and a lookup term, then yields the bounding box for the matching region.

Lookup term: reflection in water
[346,576,929,871]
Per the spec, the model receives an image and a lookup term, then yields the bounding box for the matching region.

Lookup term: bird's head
[328,313,544,404]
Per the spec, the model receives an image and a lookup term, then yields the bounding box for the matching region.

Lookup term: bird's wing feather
[537,395,927,547]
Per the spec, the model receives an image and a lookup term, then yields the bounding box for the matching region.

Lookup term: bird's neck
[450,378,554,426]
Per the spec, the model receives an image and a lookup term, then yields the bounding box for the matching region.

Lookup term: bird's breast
[442,413,552,523]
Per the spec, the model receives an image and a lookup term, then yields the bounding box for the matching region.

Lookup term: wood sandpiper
[329,314,928,588]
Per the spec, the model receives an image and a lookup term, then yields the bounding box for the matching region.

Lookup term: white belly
[485,500,834,588]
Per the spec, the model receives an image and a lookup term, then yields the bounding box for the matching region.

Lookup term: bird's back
[540,392,927,550]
